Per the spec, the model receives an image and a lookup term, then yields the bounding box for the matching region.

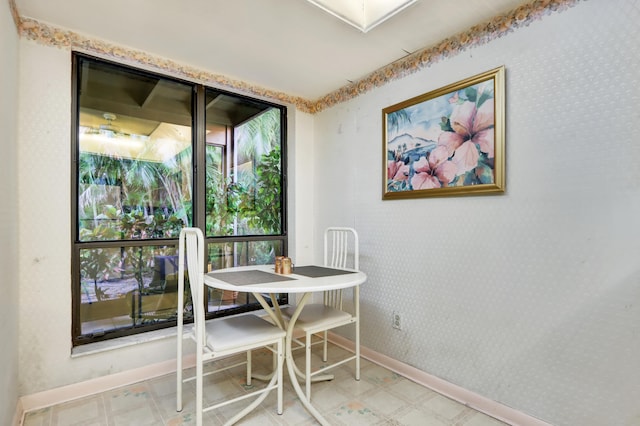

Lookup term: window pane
[77,59,193,242]
[207,240,282,269]
[79,245,191,336]
[235,108,283,236]
[205,138,232,236]
[206,240,283,312]
[205,90,283,238]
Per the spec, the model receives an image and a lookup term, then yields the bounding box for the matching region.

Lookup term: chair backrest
[324,227,359,271]
[323,227,359,309]
[179,227,206,345]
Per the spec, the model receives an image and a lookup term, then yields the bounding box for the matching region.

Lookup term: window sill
[71,325,192,358]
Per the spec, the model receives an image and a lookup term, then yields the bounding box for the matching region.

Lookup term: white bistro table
[203,264,367,425]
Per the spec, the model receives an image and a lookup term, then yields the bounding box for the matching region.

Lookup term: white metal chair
[282,226,360,400]
[176,227,285,426]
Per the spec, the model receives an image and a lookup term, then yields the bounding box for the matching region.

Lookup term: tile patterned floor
[22,343,508,425]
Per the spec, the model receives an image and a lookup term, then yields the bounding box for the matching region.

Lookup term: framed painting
[383,66,505,199]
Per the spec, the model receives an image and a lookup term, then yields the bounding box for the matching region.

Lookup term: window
[72,54,287,346]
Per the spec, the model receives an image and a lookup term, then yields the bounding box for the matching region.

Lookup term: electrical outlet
[392,311,402,330]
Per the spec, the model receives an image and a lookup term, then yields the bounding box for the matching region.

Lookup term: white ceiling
[14,0,528,100]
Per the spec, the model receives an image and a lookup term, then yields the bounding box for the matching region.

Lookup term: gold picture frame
[383,66,505,199]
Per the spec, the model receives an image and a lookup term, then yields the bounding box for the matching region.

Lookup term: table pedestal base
[254,292,330,425]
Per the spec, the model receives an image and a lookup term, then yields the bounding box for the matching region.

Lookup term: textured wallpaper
[312,1,640,425]
[13,0,640,425]
[1,0,20,424]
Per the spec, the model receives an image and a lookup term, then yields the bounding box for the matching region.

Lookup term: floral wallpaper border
[315,0,582,113]
[10,0,581,114]
[8,0,19,32]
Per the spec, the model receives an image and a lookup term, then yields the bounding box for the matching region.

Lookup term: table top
[203,264,366,293]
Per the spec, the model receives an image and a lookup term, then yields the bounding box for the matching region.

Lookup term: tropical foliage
[78,108,283,308]
[78,151,190,305]
[78,151,191,241]
[205,108,282,237]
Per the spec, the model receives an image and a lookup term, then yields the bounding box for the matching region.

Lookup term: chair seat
[282,304,353,332]
[204,315,285,353]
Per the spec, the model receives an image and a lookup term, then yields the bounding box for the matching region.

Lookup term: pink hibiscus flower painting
[383,67,504,198]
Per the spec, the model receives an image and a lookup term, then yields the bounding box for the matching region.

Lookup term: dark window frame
[71,53,288,346]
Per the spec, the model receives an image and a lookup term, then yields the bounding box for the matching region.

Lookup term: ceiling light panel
[306,0,418,32]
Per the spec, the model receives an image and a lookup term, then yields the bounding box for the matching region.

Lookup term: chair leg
[196,353,203,426]
[355,319,360,381]
[306,332,312,400]
[277,339,284,415]
[176,336,183,411]
[272,344,277,372]
[247,350,252,387]
[322,330,328,362]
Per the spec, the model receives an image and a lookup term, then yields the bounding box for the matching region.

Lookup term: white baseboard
[328,332,551,426]
[12,398,23,426]
[18,335,549,426]
[18,354,196,416]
